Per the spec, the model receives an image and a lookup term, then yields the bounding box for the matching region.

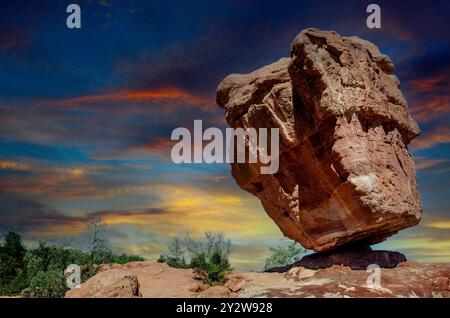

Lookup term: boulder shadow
[265,246,407,272]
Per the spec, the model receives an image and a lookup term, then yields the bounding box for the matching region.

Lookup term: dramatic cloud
[49,87,214,112]
[406,70,449,122]
[410,95,450,122]
[415,157,448,170]
[424,221,450,229]
[0,160,31,171]
[408,72,448,95]
[411,125,450,150]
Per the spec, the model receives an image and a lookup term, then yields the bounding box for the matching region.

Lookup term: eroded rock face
[216,28,422,252]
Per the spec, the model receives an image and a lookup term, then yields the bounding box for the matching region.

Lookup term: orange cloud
[125,137,176,157]
[424,221,450,229]
[407,71,449,122]
[410,95,450,122]
[414,157,447,170]
[0,25,32,58]
[0,160,30,171]
[0,165,111,199]
[411,125,450,150]
[15,181,279,245]
[408,72,448,96]
[50,87,214,112]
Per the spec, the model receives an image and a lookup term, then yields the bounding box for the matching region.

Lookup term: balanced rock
[216,28,422,252]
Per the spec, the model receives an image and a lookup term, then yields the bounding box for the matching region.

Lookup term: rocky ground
[65,260,450,298]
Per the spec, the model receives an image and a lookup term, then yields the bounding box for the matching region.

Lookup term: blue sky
[0,0,449,270]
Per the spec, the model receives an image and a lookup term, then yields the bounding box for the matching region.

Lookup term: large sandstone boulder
[217,28,422,252]
[65,269,140,298]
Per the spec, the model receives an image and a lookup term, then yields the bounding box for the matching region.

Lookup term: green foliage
[0,231,28,295]
[114,253,145,264]
[159,232,232,285]
[187,232,232,285]
[0,226,145,297]
[186,232,231,261]
[29,269,66,298]
[158,237,188,268]
[191,249,231,285]
[263,242,305,271]
[21,241,97,297]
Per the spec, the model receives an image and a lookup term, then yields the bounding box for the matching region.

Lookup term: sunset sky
[0,0,449,270]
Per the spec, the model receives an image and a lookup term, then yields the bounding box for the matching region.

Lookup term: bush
[191,249,231,285]
[0,231,27,295]
[0,269,28,296]
[263,241,305,271]
[159,232,232,285]
[30,269,66,298]
[158,237,188,268]
[114,254,145,264]
[186,232,231,261]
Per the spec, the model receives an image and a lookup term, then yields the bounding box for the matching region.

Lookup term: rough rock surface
[216,28,422,252]
[65,261,450,298]
[65,268,140,298]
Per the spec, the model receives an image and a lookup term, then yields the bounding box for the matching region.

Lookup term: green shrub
[159,232,232,285]
[191,249,231,285]
[263,242,305,271]
[158,237,188,268]
[0,231,27,295]
[30,269,66,298]
[114,254,145,264]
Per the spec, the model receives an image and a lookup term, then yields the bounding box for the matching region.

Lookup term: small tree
[80,217,116,264]
[158,232,232,285]
[158,237,187,268]
[191,249,231,285]
[185,232,231,261]
[263,242,305,271]
[84,217,110,255]
[187,232,232,285]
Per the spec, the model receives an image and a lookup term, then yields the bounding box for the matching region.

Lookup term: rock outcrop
[216,28,422,252]
[65,268,140,298]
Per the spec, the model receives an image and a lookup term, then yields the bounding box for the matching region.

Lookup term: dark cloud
[0,193,76,234]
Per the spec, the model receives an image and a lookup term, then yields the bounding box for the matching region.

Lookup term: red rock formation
[65,261,450,298]
[216,28,422,252]
[65,268,140,298]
